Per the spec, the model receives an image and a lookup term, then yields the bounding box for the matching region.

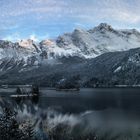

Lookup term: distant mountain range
[0,23,140,87]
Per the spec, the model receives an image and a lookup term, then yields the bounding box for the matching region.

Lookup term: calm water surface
[1,88,140,113]
[39,88,140,113]
[1,88,140,132]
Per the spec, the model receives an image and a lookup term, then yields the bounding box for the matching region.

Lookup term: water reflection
[12,95,39,105]
[0,88,140,139]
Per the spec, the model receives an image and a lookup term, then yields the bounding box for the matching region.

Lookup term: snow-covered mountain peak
[120,28,140,37]
[40,39,55,47]
[0,40,15,48]
[89,23,113,33]
[73,28,87,34]
[1,23,140,71]
[18,39,35,50]
[54,23,140,58]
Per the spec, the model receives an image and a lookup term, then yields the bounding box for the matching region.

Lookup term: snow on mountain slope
[55,23,140,58]
[1,23,140,71]
[40,39,79,58]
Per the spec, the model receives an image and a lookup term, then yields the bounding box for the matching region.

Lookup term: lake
[1,87,140,115]
[2,87,140,112]
[1,87,140,139]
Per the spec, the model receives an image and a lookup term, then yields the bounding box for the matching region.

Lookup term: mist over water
[1,88,140,139]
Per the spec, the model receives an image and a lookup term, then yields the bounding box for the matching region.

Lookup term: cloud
[1,0,140,41]
[68,0,140,24]
[0,0,67,17]
[1,0,140,24]
[29,34,50,42]
[29,34,38,42]
[2,33,50,42]
[1,0,140,20]
[100,0,140,23]
[2,33,21,42]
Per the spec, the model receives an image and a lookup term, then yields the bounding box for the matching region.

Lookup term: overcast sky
[0,0,140,41]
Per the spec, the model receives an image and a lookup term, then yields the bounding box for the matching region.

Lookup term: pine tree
[21,120,35,140]
[31,85,39,95]
[0,108,32,140]
[16,87,22,95]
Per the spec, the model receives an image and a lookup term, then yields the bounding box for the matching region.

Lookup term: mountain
[0,23,140,86]
[0,47,140,87]
[56,23,140,58]
[1,23,140,70]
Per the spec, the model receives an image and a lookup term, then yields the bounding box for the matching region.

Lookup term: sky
[0,0,140,41]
